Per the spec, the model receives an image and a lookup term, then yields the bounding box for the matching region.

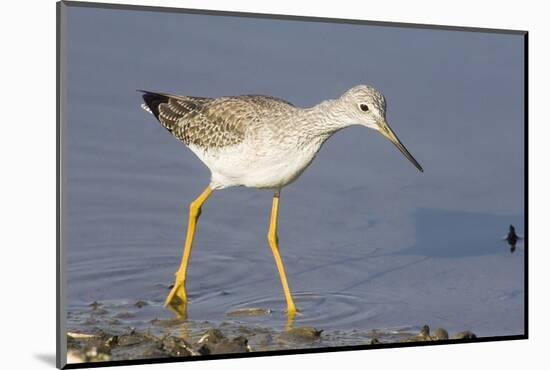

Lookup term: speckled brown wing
[140,91,294,150]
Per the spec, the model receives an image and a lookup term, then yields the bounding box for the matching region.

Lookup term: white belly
[189,142,320,190]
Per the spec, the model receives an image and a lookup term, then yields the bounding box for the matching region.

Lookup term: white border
[3,0,547,369]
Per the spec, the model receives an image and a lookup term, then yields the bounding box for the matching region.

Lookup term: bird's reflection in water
[167,301,188,320]
[167,301,298,331]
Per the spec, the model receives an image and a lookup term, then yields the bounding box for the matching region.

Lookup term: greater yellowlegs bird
[140,85,423,317]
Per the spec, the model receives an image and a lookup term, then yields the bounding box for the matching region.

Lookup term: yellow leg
[267,191,298,316]
[165,185,213,308]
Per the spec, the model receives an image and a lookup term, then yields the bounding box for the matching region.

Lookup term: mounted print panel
[57,1,527,368]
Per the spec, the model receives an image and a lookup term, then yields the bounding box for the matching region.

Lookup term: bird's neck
[300,99,353,139]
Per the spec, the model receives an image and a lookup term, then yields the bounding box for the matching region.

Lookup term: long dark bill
[379,121,423,172]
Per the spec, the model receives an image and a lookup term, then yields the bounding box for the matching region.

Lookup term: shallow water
[65,6,525,342]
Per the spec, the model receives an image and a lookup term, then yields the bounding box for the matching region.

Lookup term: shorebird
[140,85,423,318]
[504,224,522,253]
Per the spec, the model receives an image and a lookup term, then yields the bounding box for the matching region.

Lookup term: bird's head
[338,85,423,172]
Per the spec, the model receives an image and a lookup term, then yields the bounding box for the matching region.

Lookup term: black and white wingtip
[138,90,169,121]
[141,103,153,114]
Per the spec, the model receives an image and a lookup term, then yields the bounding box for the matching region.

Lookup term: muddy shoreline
[67,301,477,364]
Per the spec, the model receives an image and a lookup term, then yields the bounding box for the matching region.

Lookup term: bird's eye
[359,104,369,112]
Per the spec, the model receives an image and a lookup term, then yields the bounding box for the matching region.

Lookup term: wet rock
[88,301,102,310]
[453,331,477,340]
[67,349,86,364]
[226,307,272,317]
[413,325,449,341]
[279,327,323,342]
[140,347,170,359]
[114,311,135,319]
[197,329,225,345]
[66,338,112,364]
[135,300,148,308]
[195,329,250,354]
[84,346,112,362]
[252,333,273,346]
[117,333,147,346]
[160,336,195,357]
[219,337,249,354]
[105,335,119,347]
[197,336,250,355]
[67,332,100,340]
[415,325,432,341]
[432,328,449,340]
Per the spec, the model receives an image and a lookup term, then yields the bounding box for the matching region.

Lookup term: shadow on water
[394,208,524,258]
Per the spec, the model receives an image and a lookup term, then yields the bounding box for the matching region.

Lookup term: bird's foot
[286,301,299,316]
[288,308,302,315]
[165,282,189,319]
[165,281,187,307]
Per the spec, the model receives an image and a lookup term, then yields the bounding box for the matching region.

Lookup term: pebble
[160,336,195,356]
[416,325,432,341]
[67,349,85,364]
[196,330,250,355]
[252,333,273,346]
[226,307,272,317]
[115,332,148,346]
[66,346,111,363]
[279,327,323,341]
[453,330,477,339]
[135,300,148,308]
[88,301,102,310]
[432,328,449,340]
[197,329,225,345]
[67,332,99,340]
[114,311,135,319]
